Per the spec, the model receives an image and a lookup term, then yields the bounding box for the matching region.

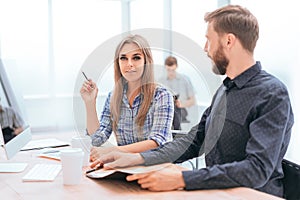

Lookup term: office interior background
[0,0,299,163]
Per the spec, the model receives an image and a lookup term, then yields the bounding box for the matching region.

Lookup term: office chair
[282,159,300,200]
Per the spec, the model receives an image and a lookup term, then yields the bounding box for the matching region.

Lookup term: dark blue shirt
[141,62,294,197]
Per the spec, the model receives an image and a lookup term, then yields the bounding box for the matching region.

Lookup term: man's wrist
[133,153,145,165]
[178,172,186,189]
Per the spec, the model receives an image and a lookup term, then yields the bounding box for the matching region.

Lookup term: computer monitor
[0,59,32,172]
[0,126,31,172]
[1,125,32,159]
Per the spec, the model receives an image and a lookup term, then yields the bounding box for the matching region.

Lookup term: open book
[86,163,172,179]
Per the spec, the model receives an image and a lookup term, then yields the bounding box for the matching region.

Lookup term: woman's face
[119,43,145,83]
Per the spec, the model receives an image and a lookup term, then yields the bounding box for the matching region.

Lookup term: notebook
[21,138,70,151]
[86,163,172,180]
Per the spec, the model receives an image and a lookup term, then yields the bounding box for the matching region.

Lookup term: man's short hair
[165,56,177,66]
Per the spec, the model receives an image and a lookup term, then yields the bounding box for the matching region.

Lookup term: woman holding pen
[80,34,174,160]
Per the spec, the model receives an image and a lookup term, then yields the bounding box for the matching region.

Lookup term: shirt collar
[122,84,143,107]
[224,61,262,90]
[223,77,236,90]
[123,83,144,95]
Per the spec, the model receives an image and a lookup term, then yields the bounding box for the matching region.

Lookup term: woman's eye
[133,56,141,61]
[119,56,127,61]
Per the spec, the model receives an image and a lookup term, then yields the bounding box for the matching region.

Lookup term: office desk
[0,132,283,200]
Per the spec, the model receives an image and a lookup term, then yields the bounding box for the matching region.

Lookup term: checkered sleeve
[90,92,113,146]
[148,87,174,146]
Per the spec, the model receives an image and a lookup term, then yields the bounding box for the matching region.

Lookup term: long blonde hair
[110,34,156,133]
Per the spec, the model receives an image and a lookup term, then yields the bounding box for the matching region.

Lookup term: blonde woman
[80,34,174,160]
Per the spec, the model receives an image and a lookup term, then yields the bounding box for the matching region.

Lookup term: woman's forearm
[117,139,158,153]
[85,102,100,135]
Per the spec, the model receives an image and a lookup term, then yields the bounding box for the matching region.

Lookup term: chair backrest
[282,159,300,200]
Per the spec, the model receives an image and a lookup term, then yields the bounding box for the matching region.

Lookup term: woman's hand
[90,151,144,169]
[80,80,98,103]
[90,146,119,162]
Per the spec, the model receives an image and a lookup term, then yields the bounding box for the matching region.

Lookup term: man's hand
[126,164,187,191]
[13,127,23,135]
[90,151,144,169]
[175,99,182,108]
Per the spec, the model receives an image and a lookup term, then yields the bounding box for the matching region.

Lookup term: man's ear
[226,33,237,49]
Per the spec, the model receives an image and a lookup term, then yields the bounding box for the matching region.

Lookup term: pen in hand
[86,164,103,174]
[82,71,94,89]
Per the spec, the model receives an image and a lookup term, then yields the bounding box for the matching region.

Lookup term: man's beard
[211,45,229,75]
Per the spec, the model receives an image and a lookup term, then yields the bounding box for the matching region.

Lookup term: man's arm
[91,151,145,169]
[91,107,210,169]
[126,83,293,193]
[126,164,187,191]
[12,107,25,135]
[182,85,294,193]
[13,127,23,135]
[181,74,196,108]
[141,107,209,166]
[177,95,196,108]
[90,127,201,169]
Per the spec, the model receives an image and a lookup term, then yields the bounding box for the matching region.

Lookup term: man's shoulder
[177,73,193,84]
[177,72,187,78]
[256,70,288,91]
[157,76,168,84]
[243,70,290,100]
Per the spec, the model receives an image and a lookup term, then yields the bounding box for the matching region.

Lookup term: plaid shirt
[90,85,174,146]
[0,106,24,129]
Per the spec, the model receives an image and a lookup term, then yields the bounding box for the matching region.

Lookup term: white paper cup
[60,148,84,185]
[71,136,91,166]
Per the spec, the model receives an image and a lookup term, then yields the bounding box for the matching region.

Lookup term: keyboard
[22,163,62,182]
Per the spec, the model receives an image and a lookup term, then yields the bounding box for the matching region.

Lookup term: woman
[80,34,174,160]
